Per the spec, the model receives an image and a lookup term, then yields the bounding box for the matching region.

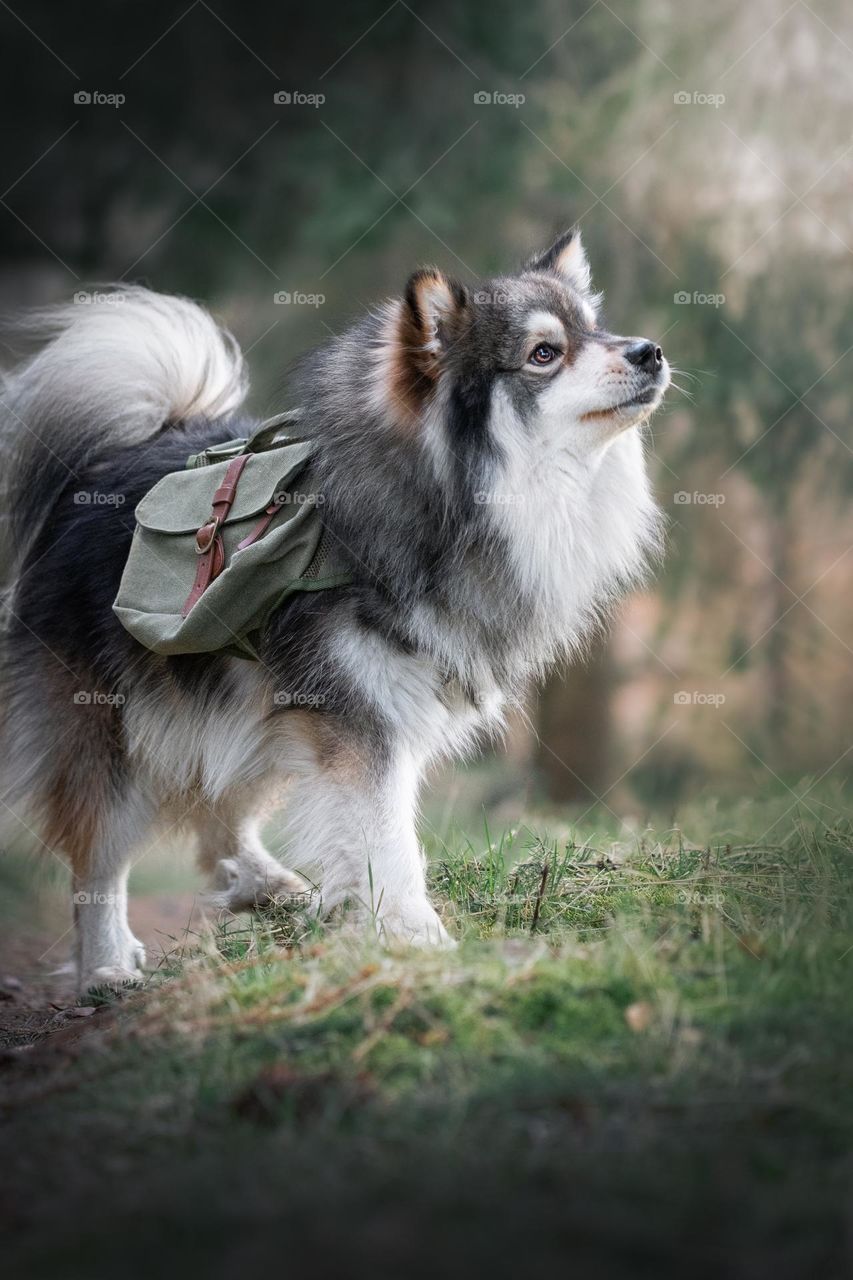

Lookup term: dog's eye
[529,343,559,366]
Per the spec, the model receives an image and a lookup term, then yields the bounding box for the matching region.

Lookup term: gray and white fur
[0,231,668,989]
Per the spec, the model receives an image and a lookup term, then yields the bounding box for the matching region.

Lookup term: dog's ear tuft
[404,268,468,359]
[388,269,468,426]
[529,229,592,296]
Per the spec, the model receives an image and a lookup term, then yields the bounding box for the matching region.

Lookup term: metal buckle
[195,517,220,554]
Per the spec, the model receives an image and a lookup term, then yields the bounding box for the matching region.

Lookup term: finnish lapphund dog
[0,230,668,990]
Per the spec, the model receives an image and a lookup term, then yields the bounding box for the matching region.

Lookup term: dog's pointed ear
[529,229,592,296]
[403,268,469,364]
[389,268,469,423]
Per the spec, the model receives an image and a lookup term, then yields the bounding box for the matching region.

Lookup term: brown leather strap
[181,536,226,616]
[181,453,250,617]
[236,498,285,552]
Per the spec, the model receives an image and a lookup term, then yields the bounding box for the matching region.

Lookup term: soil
[0,891,209,1051]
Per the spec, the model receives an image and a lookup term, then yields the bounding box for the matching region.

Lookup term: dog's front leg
[282,724,452,947]
[73,859,146,992]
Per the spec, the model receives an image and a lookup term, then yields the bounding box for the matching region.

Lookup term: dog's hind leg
[8,668,155,992]
[68,790,155,993]
[194,799,312,912]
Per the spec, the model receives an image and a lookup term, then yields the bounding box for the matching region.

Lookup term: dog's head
[385,229,669,460]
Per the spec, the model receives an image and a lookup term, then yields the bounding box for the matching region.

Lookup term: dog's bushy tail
[0,285,248,569]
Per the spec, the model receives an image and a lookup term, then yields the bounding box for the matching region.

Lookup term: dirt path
[0,891,209,1049]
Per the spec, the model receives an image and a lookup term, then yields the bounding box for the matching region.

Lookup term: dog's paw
[377,900,456,950]
[77,935,146,996]
[79,964,145,996]
[210,857,314,913]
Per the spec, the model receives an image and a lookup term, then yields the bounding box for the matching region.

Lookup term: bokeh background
[1,0,851,829]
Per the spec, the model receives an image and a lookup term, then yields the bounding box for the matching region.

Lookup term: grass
[2,786,853,1278]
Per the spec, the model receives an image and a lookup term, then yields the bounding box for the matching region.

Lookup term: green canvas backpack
[112,412,352,660]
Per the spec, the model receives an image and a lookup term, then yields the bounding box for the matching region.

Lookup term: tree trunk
[764,500,793,755]
[536,642,613,804]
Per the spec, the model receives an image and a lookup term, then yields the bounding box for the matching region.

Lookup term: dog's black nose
[624,339,663,373]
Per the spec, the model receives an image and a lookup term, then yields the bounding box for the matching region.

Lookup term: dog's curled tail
[0,285,247,561]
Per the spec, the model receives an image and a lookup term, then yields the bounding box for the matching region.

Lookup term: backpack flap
[113,440,348,658]
[134,439,314,533]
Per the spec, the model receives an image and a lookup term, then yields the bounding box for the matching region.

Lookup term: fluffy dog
[0,230,668,989]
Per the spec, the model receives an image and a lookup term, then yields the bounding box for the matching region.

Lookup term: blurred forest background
[1,0,851,819]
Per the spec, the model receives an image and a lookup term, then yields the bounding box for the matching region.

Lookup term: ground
[0,784,851,1279]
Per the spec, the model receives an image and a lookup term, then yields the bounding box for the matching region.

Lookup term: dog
[0,230,668,990]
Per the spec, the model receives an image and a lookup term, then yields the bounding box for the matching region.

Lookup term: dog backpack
[112,412,351,659]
